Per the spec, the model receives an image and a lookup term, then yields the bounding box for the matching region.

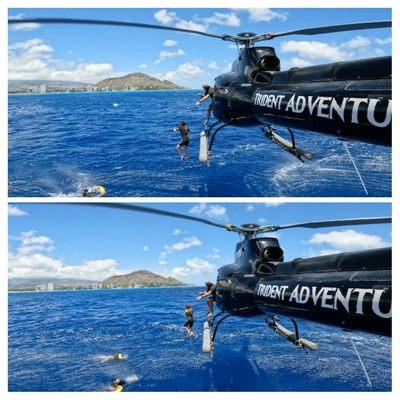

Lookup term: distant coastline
[8,72,185,94]
[8,88,189,95]
[9,269,190,292]
[9,285,192,294]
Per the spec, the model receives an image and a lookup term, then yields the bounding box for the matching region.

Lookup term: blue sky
[9,8,392,87]
[9,202,391,285]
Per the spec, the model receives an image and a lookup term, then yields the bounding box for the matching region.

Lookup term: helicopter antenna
[347,333,372,387]
[340,140,369,196]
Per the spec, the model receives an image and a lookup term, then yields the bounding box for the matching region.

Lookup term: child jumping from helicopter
[197,281,217,318]
[184,305,194,337]
[195,84,214,125]
[173,121,190,160]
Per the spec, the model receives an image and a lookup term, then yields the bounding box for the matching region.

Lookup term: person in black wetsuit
[197,281,217,318]
[173,121,190,160]
[184,305,194,337]
[196,84,214,125]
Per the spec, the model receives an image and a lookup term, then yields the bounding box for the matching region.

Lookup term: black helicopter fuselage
[213,47,392,146]
[215,237,391,337]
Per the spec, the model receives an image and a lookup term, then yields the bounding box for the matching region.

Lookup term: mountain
[8,278,100,291]
[94,73,183,90]
[102,269,189,288]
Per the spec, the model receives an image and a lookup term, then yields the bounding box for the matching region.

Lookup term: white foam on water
[125,374,139,384]
[99,355,114,363]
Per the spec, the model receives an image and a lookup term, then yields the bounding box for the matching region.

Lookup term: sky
[8,8,392,88]
[8,202,391,285]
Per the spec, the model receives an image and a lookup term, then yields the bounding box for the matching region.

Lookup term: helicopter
[8,17,392,166]
[79,203,391,354]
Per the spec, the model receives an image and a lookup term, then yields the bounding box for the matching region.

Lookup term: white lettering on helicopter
[253,93,392,128]
[256,283,391,318]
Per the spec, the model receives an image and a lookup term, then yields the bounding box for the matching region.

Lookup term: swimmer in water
[99,353,127,363]
[82,185,106,197]
[109,378,127,392]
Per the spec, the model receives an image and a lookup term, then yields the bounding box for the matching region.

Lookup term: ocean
[8,287,391,392]
[8,90,391,197]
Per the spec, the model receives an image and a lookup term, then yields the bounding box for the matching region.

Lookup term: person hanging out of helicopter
[184,305,194,337]
[195,84,214,126]
[173,121,190,161]
[197,281,217,318]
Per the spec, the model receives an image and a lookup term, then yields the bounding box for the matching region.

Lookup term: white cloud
[189,203,228,221]
[170,257,217,278]
[307,230,390,253]
[15,231,54,255]
[281,40,346,63]
[154,9,177,24]
[154,9,206,32]
[208,248,221,259]
[246,204,254,212]
[158,260,167,265]
[208,61,219,70]
[288,57,312,68]
[161,61,204,83]
[173,228,187,235]
[143,245,149,252]
[247,9,288,22]
[8,205,28,217]
[341,35,371,49]
[9,231,121,280]
[9,14,41,32]
[138,63,148,69]
[155,48,185,64]
[162,236,202,256]
[175,20,207,32]
[281,35,391,69]
[9,38,115,83]
[154,9,243,34]
[258,218,267,224]
[164,39,177,47]
[375,37,391,45]
[201,12,241,27]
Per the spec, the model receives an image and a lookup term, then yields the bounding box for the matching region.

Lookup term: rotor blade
[263,20,391,40]
[76,203,230,230]
[258,217,391,233]
[8,17,228,41]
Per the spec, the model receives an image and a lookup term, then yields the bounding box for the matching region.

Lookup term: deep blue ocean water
[9,287,391,392]
[9,91,391,197]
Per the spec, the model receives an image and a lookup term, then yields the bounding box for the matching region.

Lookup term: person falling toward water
[195,84,214,126]
[184,305,194,337]
[197,281,217,318]
[173,121,190,160]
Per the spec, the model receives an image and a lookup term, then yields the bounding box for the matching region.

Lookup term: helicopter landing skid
[266,316,318,354]
[199,122,231,167]
[262,125,314,163]
[202,312,231,353]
